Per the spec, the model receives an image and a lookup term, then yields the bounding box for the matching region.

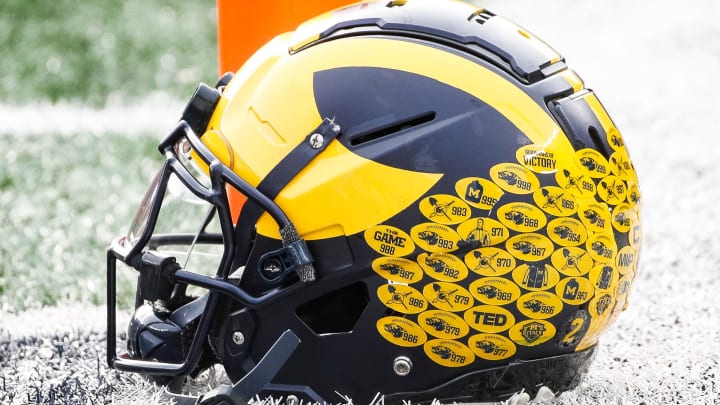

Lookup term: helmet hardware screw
[309,133,324,149]
[393,356,412,376]
[286,395,299,405]
[232,331,245,346]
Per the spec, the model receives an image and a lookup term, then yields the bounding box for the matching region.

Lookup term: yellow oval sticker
[468,333,517,361]
[578,201,613,235]
[423,339,475,368]
[575,148,610,178]
[511,263,560,291]
[547,217,588,247]
[417,310,470,339]
[550,247,593,276]
[516,291,564,320]
[469,277,521,306]
[455,177,504,210]
[516,145,558,174]
[616,245,638,276]
[609,149,633,180]
[626,182,641,208]
[589,293,615,318]
[376,316,427,347]
[419,194,471,225]
[418,252,468,283]
[364,225,415,257]
[554,164,596,199]
[586,233,617,263]
[509,319,556,347]
[422,282,474,312]
[410,223,460,253]
[611,203,635,233]
[377,284,427,314]
[589,263,619,293]
[456,217,509,248]
[489,163,540,194]
[555,276,594,305]
[506,233,554,262]
[533,186,577,217]
[597,175,627,205]
[464,247,516,276]
[372,257,423,284]
[463,305,515,333]
[497,202,547,233]
[606,127,625,151]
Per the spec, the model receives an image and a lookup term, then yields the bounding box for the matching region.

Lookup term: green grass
[0,0,217,106]
[0,132,163,311]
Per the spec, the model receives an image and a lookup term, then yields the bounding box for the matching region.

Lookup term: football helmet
[106,0,642,403]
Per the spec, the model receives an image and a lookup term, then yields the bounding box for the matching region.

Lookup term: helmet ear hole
[296,282,369,334]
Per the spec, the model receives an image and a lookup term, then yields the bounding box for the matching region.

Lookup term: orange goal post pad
[217,0,352,75]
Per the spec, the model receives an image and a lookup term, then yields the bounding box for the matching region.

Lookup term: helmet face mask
[106,1,642,403]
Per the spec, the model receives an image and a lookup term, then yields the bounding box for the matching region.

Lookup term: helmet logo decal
[469,277,521,306]
[418,310,469,340]
[490,163,540,194]
[423,282,472,312]
[423,339,474,367]
[516,145,558,174]
[454,177,504,210]
[419,194,471,225]
[551,247,592,277]
[547,217,588,247]
[364,225,415,257]
[469,333,516,361]
[411,223,461,253]
[418,252,468,283]
[510,320,556,346]
[555,276,594,305]
[376,316,427,348]
[497,202,547,233]
[516,292,564,320]
[464,247,516,276]
[372,257,423,284]
[377,284,427,314]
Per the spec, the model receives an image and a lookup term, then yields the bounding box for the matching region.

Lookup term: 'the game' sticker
[497,202,547,233]
[469,277,521,306]
[424,339,475,368]
[418,252,468,283]
[463,305,515,333]
[376,316,427,347]
[377,284,427,314]
[509,319,556,347]
[516,144,558,174]
[418,310,470,339]
[411,223,460,253]
[455,177,504,210]
[464,247,516,276]
[419,194,471,225]
[468,333,517,361]
[490,163,540,194]
[364,225,414,257]
[372,257,423,284]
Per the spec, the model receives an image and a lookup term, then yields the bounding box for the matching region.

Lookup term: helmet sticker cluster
[369,130,641,367]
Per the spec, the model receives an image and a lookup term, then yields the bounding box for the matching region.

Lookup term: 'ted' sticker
[364,225,414,257]
[469,277,521,305]
[418,252,468,283]
[516,144,558,174]
[411,223,460,253]
[497,202,547,233]
[464,247,516,276]
[512,263,560,291]
[424,339,475,368]
[463,305,515,333]
[516,292,564,320]
[417,310,470,339]
[509,319,556,347]
[533,186,577,217]
[547,217,587,247]
[456,218,509,248]
[455,177,504,210]
[575,148,610,178]
[376,316,427,347]
[372,257,423,284]
[505,233,554,262]
[419,194,471,225]
[489,163,540,194]
[377,284,427,314]
[468,333,517,361]
[422,282,473,312]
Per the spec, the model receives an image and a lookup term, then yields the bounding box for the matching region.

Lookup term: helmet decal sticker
[377,316,428,347]
[418,252,468,283]
[509,320,556,347]
[533,186,578,217]
[557,310,591,349]
[456,217,509,248]
[418,310,470,340]
[364,225,415,257]
[516,145,558,174]
[609,149,633,180]
[590,263,619,293]
[419,194,471,224]
[497,202,547,233]
[616,246,638,276]
[464,305,515,333]
[512,263,560,291]
[422,282,473,312]
[377,284,428,314]
[423,339,474,367]
[550,246,593,276]
[410,223,461,253]
[454,177,504,210]
[578,201,613,234]
[547,217,588,247]
[464,247,516,276]
[489,163,540,194]
[575,149,610,178]
[555,164,596,199]
[555,276,594,305]
[516,292,564,320]
[468,333,517,361]
[372,257,424,284]
[597,175,627,205]
[586,233,617,263]
[611,202,635,233]
[505,233,554,262]
[469,277,521,306]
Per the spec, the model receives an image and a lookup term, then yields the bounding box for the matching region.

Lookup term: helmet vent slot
[349,111,436,146]
[296,282,369,335]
